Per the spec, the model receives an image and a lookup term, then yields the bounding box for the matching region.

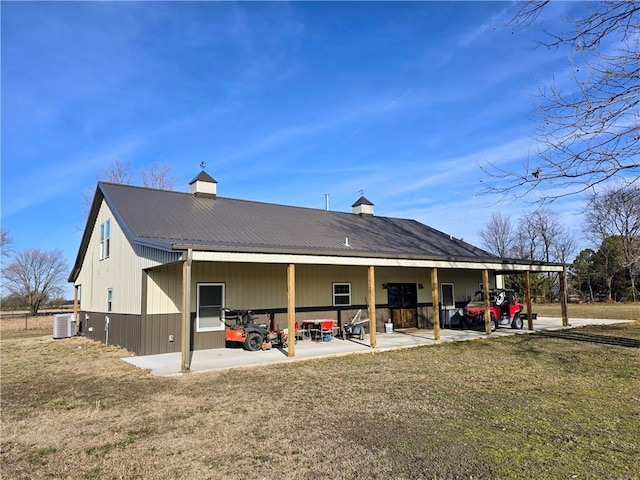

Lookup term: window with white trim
[100,219,111,259]
[107,288,113,312]
[333,283,351,306]
[197,283,225,332]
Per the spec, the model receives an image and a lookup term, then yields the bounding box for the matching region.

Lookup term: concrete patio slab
[122,317,632,376]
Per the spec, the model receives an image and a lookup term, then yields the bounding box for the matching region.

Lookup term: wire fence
[0,310,74,331]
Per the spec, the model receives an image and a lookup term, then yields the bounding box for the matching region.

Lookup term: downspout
[181,248,193,372]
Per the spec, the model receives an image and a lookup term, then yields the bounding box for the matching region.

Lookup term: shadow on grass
[536,330,640,348]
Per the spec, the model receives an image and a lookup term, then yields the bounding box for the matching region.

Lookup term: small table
[301,318,338,341]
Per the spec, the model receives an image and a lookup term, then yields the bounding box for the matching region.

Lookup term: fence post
[25,313,28,331]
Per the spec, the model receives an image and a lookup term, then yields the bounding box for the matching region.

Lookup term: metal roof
[95,181,498,261]
[68,180,565,283]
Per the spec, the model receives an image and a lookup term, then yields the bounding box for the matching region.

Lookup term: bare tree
[100,159,134,184]
[483,1,640,202]
[1,228,15,296]
[3,248,68,315]
[479,213,515,257]
[530,209,565,263]
[141,163,176,190]
[585,183,640,301]
[1,228,14,259]
[512,214,538,260]
[552,231,577,266]
[509,209,572,301]
[82,159,137,217]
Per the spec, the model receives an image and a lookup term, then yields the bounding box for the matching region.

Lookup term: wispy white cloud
[384,136,536,197]
[2,139,143,217]
[456,6,511,48]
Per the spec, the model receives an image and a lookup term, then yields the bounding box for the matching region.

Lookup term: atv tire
[511,314,524,330]
[244,332,263,351]
[490,313,497,332]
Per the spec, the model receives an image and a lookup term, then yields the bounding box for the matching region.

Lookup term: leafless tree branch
[485,1,640,203]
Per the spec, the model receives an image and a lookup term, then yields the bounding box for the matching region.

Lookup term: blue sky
[2,1,589,296]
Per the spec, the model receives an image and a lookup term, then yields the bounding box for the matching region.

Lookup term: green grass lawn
[1,319,639,479]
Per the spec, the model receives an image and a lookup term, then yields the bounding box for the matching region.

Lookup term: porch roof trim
[184,249,565,273]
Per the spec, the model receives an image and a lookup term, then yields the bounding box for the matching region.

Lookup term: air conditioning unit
[53,314,75,339]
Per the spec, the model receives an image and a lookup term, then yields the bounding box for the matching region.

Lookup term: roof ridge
[99,181,403,219]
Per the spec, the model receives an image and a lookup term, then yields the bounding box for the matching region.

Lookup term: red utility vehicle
[462,288,524,332]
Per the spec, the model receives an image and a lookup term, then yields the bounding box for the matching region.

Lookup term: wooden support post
[181,249,193,372]
[431,268,440,340]
[483,269,491,335]
[560,266,569,327]
[525,270,533,331]
[287,263,296,358]
[368,266,376,348]
[73,285,79,322]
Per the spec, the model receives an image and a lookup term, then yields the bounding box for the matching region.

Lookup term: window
[107,288,113,312]
[441,283,455,308]
[197,283,225,332]
[333,283,351,306]
[100,219,111,259]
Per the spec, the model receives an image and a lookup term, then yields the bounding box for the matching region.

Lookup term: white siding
[74,200,179,314]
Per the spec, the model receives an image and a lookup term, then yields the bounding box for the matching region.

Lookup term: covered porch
[173,249,568,372]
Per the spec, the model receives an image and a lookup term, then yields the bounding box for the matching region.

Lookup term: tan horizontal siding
[75,200,180,315]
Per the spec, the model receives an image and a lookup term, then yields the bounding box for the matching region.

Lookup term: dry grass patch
[2,322,639,479]
[534,302,640,320]
[1,315,55,340]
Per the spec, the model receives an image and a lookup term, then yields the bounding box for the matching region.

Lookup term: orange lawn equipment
[223,308,289,351]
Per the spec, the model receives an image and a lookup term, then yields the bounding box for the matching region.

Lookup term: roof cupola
[189,170,217,198]
[352,196,374,216]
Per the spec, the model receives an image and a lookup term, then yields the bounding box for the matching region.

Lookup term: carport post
[525,271,534,331]
[431,268,440,340]
[368,266,376,348]
[181,249,193,372]
[560,266,568,327]
[368,266,378,348]
[287,263,296,358]
[482,270,491,335]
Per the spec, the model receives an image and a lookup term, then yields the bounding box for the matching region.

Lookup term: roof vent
[352,196,374,216]
[189,171,217,198]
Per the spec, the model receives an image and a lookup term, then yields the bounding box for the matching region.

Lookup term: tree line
[479,183,640,303]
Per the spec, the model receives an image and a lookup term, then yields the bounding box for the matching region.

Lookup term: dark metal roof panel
[189,171,217,184]
[352,196,374,207]
[98,182,498,260]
